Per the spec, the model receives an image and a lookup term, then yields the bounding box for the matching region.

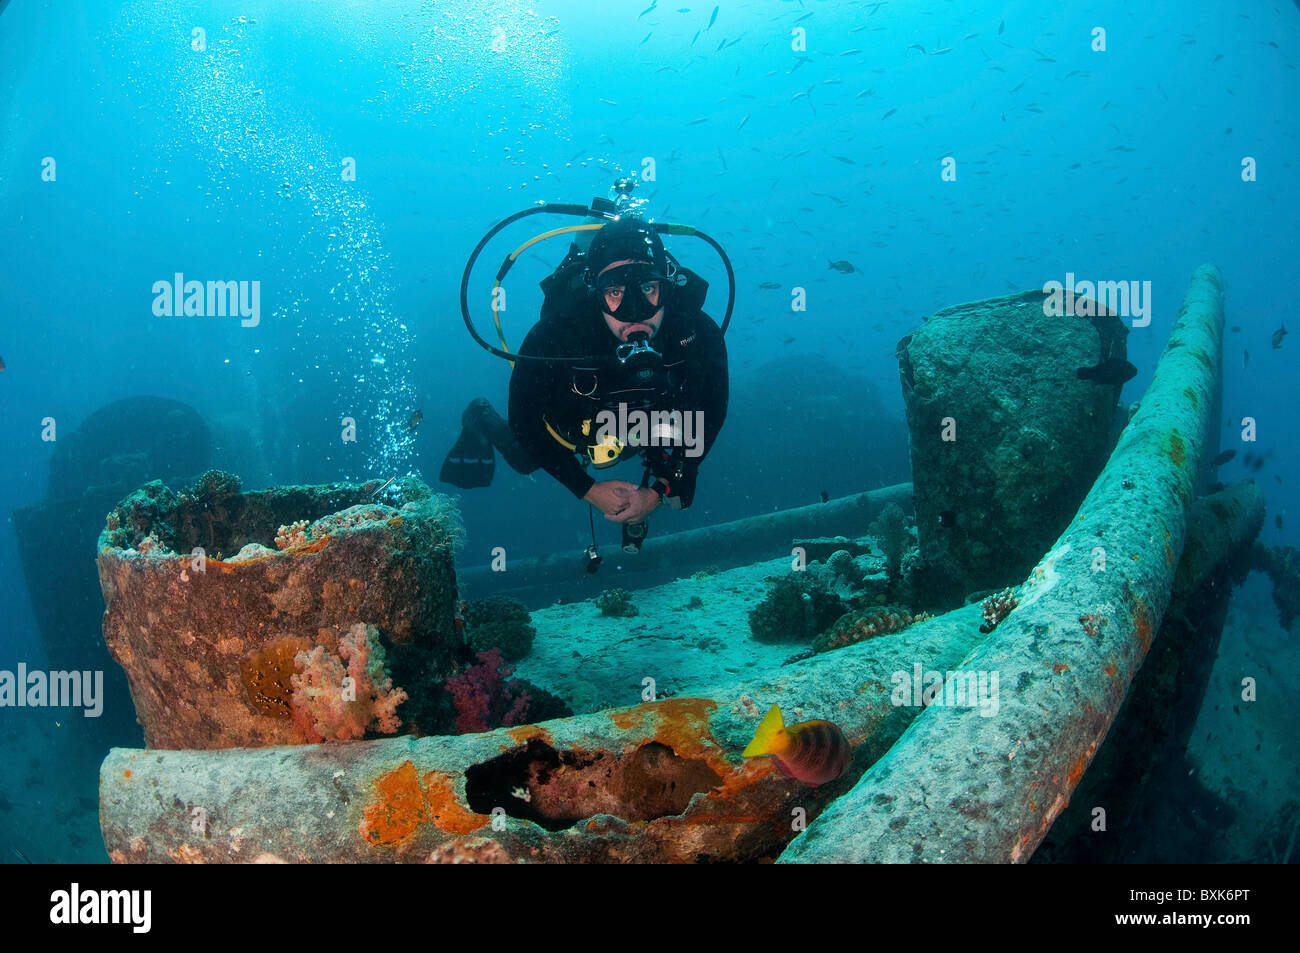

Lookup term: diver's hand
[584,481,660,522]
[583,480,638,519]
[610,486,661,523]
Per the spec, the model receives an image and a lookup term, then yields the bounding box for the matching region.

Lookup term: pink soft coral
[445,648,532,734]
[290,623,408,742]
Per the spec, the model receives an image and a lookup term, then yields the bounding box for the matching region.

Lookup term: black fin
[440,425,495,489]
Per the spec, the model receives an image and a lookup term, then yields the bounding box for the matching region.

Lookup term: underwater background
[1,0,1297,863]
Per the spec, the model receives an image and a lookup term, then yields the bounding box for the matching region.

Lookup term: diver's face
[598,259,664,341]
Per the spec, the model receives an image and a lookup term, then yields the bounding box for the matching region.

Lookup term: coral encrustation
[594,588,639,618]
[290,623,408,742]
[980,587,1019,633]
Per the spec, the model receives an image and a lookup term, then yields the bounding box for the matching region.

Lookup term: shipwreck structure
[97,473,461,748]
[97,264,1261,863]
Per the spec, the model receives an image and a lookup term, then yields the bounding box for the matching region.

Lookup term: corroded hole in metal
[465,739,723,832]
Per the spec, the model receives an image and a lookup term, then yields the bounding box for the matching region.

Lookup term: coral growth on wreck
[289,623,408,742]
[748,574,847,643]
[813,606,931,653]
[1078,613,1108,639]
[311,504,392,534]
[240,637,313,719]
[135,533,164,556]
[445,648,533,734]
[870,503,911,584]
[462,596,536,662]
[980,587,1019,633]
[595,588,639,618]
[441,648,573,735]
[275,520,310,550]
[825,549,864,587]
[192,469,242,499]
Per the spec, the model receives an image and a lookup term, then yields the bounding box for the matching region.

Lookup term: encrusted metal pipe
[780,264,1227,863]
[458,483,913,605]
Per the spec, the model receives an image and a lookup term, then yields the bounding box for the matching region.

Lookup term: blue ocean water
[0,0,1296,864]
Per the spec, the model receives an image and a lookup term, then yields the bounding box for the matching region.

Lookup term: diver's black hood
[586,217,669,282]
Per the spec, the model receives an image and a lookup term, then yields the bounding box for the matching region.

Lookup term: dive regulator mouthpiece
[615,333,661,365]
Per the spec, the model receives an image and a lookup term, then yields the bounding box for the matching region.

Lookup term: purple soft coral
[446,648,533,734]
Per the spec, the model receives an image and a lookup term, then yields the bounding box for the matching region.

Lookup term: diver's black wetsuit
[498,299,729,509]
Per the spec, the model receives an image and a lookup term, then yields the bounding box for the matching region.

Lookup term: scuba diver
[441,183,730,556]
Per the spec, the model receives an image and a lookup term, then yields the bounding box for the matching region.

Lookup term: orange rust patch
[1167,429,1186,467]
[1052,663,1069,674]
[207,552,272,567]
[388,516,404,527]
[1103,660,1118,677]
[608,707,647,732]
[207,535,331,568]
[123,770,132,779]
[359,761,428,846]
[1067,755,1089,788]
[646,697,721,762]
[644,698,745,797]
[505,724,552,746]
[711,759,769,800]
[1133,603,1154,656]
[423,771,488,835]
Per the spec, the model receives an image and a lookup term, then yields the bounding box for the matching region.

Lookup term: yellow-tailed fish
[742,704,851,786]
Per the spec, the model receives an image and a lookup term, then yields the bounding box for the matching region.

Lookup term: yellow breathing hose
[492,222,606,368]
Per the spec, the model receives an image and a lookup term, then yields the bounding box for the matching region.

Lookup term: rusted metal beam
[779,263,1227,864]
[99,605,987,863]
